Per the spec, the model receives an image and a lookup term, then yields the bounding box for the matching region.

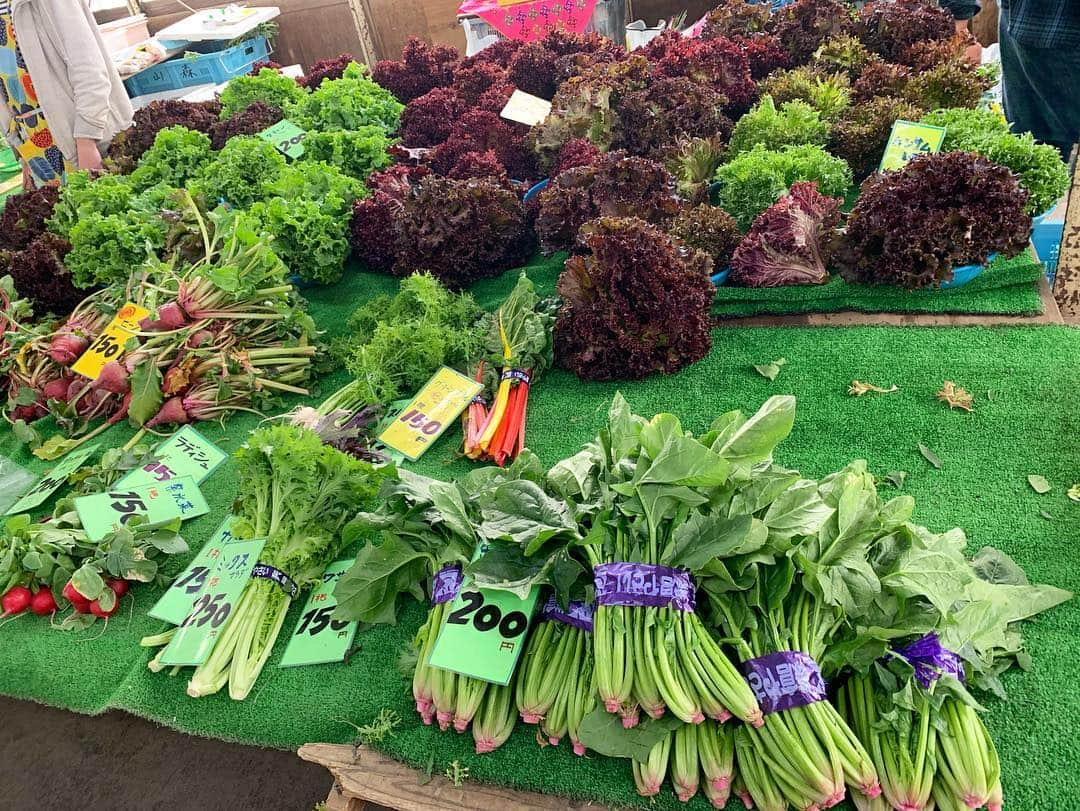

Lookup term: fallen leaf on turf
[885,470,907,489]
[754,358,786,381]
[1068,484,1080,503]
[1027,474,1052,494]
[986,389,995,401]
[918,443,942,469]
[1039,510,1054,521]
[937,380,974,412]
[849,380,899,396]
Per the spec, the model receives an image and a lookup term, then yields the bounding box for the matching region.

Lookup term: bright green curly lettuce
[190,136,286,209]
[218,68,307,119]
[714,144,853,230]
[287,62,403,134]
[129,126,214,192]
[728,96,831,156]
[246,196,350,285]
[301,126,394,181]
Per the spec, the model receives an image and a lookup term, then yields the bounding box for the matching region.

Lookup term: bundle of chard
[4,195,320,460]
[333,453,544,751]
[143,423,391,699]
[514,595,596,754]
[462,273,555,466]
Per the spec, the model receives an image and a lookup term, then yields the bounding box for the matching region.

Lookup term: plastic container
[460,0,627,57]
[523,178,549,202]
[940,253,996,290]
[99,15,150,55]
[711,268,731,286]
[123,35,269,97]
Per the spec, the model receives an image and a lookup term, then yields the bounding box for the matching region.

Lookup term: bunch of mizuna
[335,394,1069,810]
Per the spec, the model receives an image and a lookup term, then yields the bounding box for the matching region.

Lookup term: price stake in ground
[117,425,228,489]
[258,118,306,159]
[378,367,482,461]
[71,302,150,380]
[879,119,946,172]
[158,536,267,667]
[148,516,239,625]
[279,559,358,668]
[74,475,210,541]
[427,583,539,685]
[3,442,101,515]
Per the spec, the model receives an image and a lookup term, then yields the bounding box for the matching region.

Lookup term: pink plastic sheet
[459,0,599,43]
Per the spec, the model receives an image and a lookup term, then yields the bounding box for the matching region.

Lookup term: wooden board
[1054,149,1080,323]
[299,743,596,811]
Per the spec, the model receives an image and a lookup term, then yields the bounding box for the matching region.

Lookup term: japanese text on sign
[879,120,946,172]
[158,536,267,666]
[3,443,101,515]
[258,119,306,159]
[118,425,228,489]
[378,367,483,461]
[279,559,358,668]
[149,516,237,625]
[74,476,209,540]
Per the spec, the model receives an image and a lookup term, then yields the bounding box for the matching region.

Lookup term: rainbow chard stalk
[632,733,673,798]
[473,680,516,754]
[672,723,700,802]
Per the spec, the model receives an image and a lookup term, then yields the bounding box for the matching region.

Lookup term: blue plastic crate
[124,35,269,97]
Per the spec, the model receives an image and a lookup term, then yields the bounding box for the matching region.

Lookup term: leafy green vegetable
[302,127,394,182]
[918,443,942,469]
[273,160,366,214]
[1027,474,1051,494]
[189,136,286,209]
[728,96,830,156]
[47,171,135,238]
[753,358,787,380]
[246,196,350,285]
[713,143,852,230]
[218,68,306,119]
[288,62,403,134]
[128,126,213,192]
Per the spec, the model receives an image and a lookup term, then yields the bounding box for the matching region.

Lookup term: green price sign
[74,476,209,541]
[258,118,306,159]
[279,559,358,668]
[117,425,228,490]
[427,579,539,686]
[4,443,102,516]
[158,536,266,666]
[879,120,947,172]
[148,516,239,625]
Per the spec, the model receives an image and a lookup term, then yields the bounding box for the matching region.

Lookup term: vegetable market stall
[1,299,1078,808]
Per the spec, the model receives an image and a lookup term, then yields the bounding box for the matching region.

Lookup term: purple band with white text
[740,651,827,716]
[251,563,298,599]
[430,564,464,606]
[539,595,594,632]
[895,633,966,689]
[593,562,696,612]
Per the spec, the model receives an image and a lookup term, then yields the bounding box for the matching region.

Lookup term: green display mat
[712,250,1045,318]
[0,261,1077,809]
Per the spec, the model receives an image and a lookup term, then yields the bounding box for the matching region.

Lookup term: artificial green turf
[712,250,1045,318]
[0,262,1077,810]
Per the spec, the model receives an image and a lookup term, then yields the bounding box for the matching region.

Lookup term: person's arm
[48,0,112,169]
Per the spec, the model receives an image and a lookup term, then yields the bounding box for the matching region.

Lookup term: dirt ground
[0,696,333,810]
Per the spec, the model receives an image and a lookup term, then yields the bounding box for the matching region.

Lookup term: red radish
[2,586,32,616]
[90,599,118,618]
[30,588,58,616]
[146,397,191,428]
[65,377,89,402]
[93,360,130,395]
[47,333,89,366]
[42,376,72,401]
[10,403,46,422]
[62,581,90,609]
[107,579,130,598]
[139,301,189,332]
[186,329,215,348]
[107,392,133,425]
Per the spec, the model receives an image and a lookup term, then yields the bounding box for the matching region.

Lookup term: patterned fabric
[458,0,599,43]
[941,0,1080,49]
[0,2,69,185]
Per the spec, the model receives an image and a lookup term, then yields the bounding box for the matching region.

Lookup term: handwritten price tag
[117,425,228,489]
[158,536,267,666]
[258,118,306,159]
[879,120,947,172]
[500,89,553,127]
[428,565,539,685]
[3,443,101,516]
[279,559,358,668]
[74,476,209,541]
[378,367,482,462]
[149,516,238,625]
[71,302,150,380]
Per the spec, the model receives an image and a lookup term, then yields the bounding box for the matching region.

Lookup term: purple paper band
[430,565,463,606]
[740,652,827,716]
[895,633,966,689]
[593,563,696,612]
[251,563,298,599]
[539,595,594,632]
[501,369,531,386]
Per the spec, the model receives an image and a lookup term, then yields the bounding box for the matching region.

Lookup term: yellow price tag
[378,367,483,462]
[71,301,150,380]
[879,120,947,173]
